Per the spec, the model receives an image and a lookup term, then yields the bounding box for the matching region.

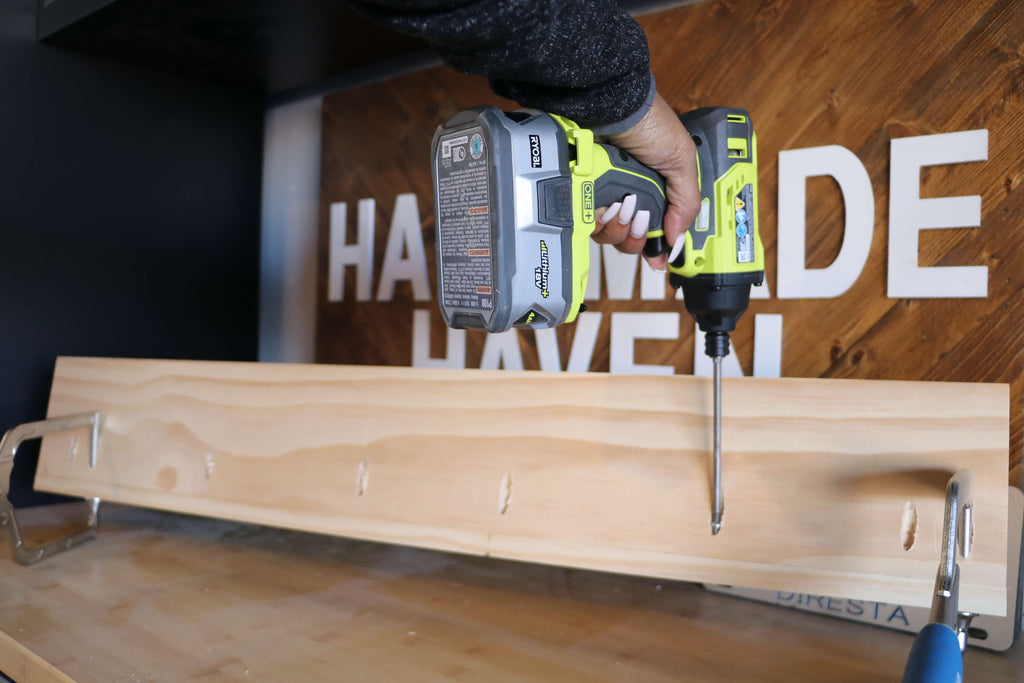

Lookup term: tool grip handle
[592,143,667,255]
[902,623,963,683]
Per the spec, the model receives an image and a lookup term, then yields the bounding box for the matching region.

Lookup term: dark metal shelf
[37,0,673,99]
[37,0,430,96]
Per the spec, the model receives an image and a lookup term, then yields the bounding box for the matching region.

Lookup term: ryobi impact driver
[431,105,764,534]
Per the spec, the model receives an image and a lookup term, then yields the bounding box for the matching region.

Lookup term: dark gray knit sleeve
[348,0,654,131]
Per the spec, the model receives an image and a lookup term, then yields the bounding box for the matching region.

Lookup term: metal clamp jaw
[929,469,976,652]
[902,470,976,683]
[0,412,102,565]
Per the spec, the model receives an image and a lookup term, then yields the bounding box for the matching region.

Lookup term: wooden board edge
[46,355,1015,400]
[0,630,75,683]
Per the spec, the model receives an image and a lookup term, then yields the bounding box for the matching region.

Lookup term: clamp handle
[902,623,964,683]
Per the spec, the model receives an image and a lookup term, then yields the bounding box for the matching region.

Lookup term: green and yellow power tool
[431,105,764,534]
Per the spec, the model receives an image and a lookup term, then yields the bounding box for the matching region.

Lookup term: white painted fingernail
[647,261,666,273]
[668,235,685,264]
[630,210,650,239]
[600,203,622,224]
[618,195,637,224]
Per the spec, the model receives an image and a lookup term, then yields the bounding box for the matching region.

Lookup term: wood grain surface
[0,629,73,683]
[2,502,1022,682]
[316,0,1024,485]
[35,356,1010,614]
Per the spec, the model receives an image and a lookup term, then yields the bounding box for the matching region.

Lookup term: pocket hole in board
[356,460,369,496]
[499,472,513,515]
[900,501,918,551]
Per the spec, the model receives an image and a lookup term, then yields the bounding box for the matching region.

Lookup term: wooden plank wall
[317,0,1024,483]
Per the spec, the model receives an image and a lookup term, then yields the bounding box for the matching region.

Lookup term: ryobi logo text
[582,181,594,222]
[528,134,542,168]
[535,240,550,298]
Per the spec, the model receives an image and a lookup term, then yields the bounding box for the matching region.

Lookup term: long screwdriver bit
[711,355,723,535]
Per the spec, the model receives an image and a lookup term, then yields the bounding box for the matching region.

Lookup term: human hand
[593,92,701,270]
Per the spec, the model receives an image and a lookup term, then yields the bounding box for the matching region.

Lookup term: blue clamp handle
[902,623,964,683]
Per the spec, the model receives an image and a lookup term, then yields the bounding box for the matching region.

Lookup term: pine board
[32,356,1010,614]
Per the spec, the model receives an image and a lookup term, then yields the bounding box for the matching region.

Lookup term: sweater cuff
[588,73,656,136]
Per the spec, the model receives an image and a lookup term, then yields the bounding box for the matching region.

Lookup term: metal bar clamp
[0,412,102,565]
[902,469,975,682]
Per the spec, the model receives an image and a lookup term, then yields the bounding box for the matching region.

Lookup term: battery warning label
[436,126,494,311]
[735,183,755,264]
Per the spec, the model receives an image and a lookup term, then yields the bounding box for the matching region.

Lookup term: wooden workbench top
[1,503,1021,681]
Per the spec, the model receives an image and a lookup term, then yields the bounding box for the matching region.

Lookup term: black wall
[0,0,263,506]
